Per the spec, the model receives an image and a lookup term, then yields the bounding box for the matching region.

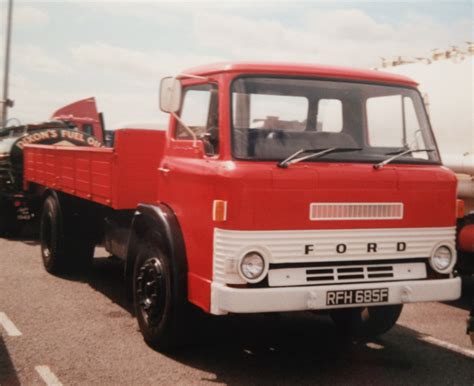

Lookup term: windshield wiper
[278,147,362,168]
[373,148,435,170]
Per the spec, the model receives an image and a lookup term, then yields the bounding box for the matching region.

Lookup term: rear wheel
[40,194,95,274]
[330,304,403,341]
[133,234,188,352]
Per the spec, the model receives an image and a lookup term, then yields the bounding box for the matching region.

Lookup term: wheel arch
[125,203,188,300]
[41,188,61,203]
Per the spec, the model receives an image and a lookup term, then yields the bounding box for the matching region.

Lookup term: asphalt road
[0,237,473,385]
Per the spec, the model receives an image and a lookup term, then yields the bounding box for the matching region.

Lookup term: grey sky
[1,0,472,128]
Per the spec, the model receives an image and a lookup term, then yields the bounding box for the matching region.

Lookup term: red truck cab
[24,62,461,351]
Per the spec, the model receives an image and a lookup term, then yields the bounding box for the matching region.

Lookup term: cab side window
[176,84,219,155]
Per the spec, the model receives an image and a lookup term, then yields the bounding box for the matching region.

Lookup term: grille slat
[337,267,364,273]
[368,273,394,279]
[307,276,335,282]
[367,266,393,272]
[306,268,334,275]
[336,274,365,280]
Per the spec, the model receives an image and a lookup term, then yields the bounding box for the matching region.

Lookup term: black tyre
[330,304,403,341]
[40,194,95,274]
[133,234,188,351]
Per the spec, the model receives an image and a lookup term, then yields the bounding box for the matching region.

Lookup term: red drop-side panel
[24,129,166,209]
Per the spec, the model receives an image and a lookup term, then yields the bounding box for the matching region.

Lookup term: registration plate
[326,288,389,306]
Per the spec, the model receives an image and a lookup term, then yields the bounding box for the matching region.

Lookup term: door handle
[158,167,170,174]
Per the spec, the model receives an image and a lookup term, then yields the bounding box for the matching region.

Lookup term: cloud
[305,9,393,41]
[6,5,472,131]
[70,42,224,82]
[193,9,472,68]
[73,3,183,27]
[9,43,223,127]
[14,45,73,74]
[14,6,49,27]
[9,79,167,128]
[71,43,161,78]
[193,12,326,64]
[7,73,75,124]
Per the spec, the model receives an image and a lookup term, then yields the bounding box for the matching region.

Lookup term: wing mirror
[159,77,182,113]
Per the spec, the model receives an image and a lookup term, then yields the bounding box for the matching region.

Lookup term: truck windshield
[231,77,440,164]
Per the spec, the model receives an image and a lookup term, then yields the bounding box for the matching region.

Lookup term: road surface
[0,237,473,385]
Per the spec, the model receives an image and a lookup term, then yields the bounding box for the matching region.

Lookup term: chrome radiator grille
[268,261,426,287]
[306,265,394,282]
[213,227,455,285]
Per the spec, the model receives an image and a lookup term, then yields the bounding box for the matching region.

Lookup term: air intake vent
[310,203,403,221]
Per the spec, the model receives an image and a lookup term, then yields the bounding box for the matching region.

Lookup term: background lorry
[0,97,105,235]
[379,43,474,272]
[23,62,461,351]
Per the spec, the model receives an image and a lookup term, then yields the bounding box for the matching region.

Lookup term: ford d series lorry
[23,62,461,351]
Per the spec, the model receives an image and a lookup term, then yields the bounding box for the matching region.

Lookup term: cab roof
[181,62,418,87]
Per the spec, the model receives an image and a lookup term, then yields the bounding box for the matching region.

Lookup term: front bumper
[210,277,461,315]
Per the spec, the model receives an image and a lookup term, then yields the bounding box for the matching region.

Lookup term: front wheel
[133,235,188,352]
[330,304,403,341]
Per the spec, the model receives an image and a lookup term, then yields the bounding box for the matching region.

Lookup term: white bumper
[210,278,461,315]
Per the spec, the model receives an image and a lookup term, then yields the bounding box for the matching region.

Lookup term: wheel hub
[136,257,165,326]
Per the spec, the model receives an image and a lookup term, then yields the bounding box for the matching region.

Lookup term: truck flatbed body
[24,129,166,209]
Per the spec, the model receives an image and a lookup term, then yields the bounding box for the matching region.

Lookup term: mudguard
[125,204,188,298]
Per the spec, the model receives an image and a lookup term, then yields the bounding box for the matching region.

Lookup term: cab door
[158,82,219,208]
[157,82,220,303]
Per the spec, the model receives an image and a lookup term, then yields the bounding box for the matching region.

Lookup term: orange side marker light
[213,200,228,222]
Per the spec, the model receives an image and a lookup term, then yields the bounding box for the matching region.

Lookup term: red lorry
[23,62,461,350]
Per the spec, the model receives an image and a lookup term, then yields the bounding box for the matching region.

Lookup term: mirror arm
[171,112,197,147]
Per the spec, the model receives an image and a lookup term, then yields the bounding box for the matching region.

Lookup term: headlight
[430,245,455,273]
[239,251,267,283]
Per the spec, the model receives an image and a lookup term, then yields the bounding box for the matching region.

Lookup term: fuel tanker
[0,98,104,235]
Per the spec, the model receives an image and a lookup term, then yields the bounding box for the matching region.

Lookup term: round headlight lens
[431,246,453,272]
[240,252,265,281]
